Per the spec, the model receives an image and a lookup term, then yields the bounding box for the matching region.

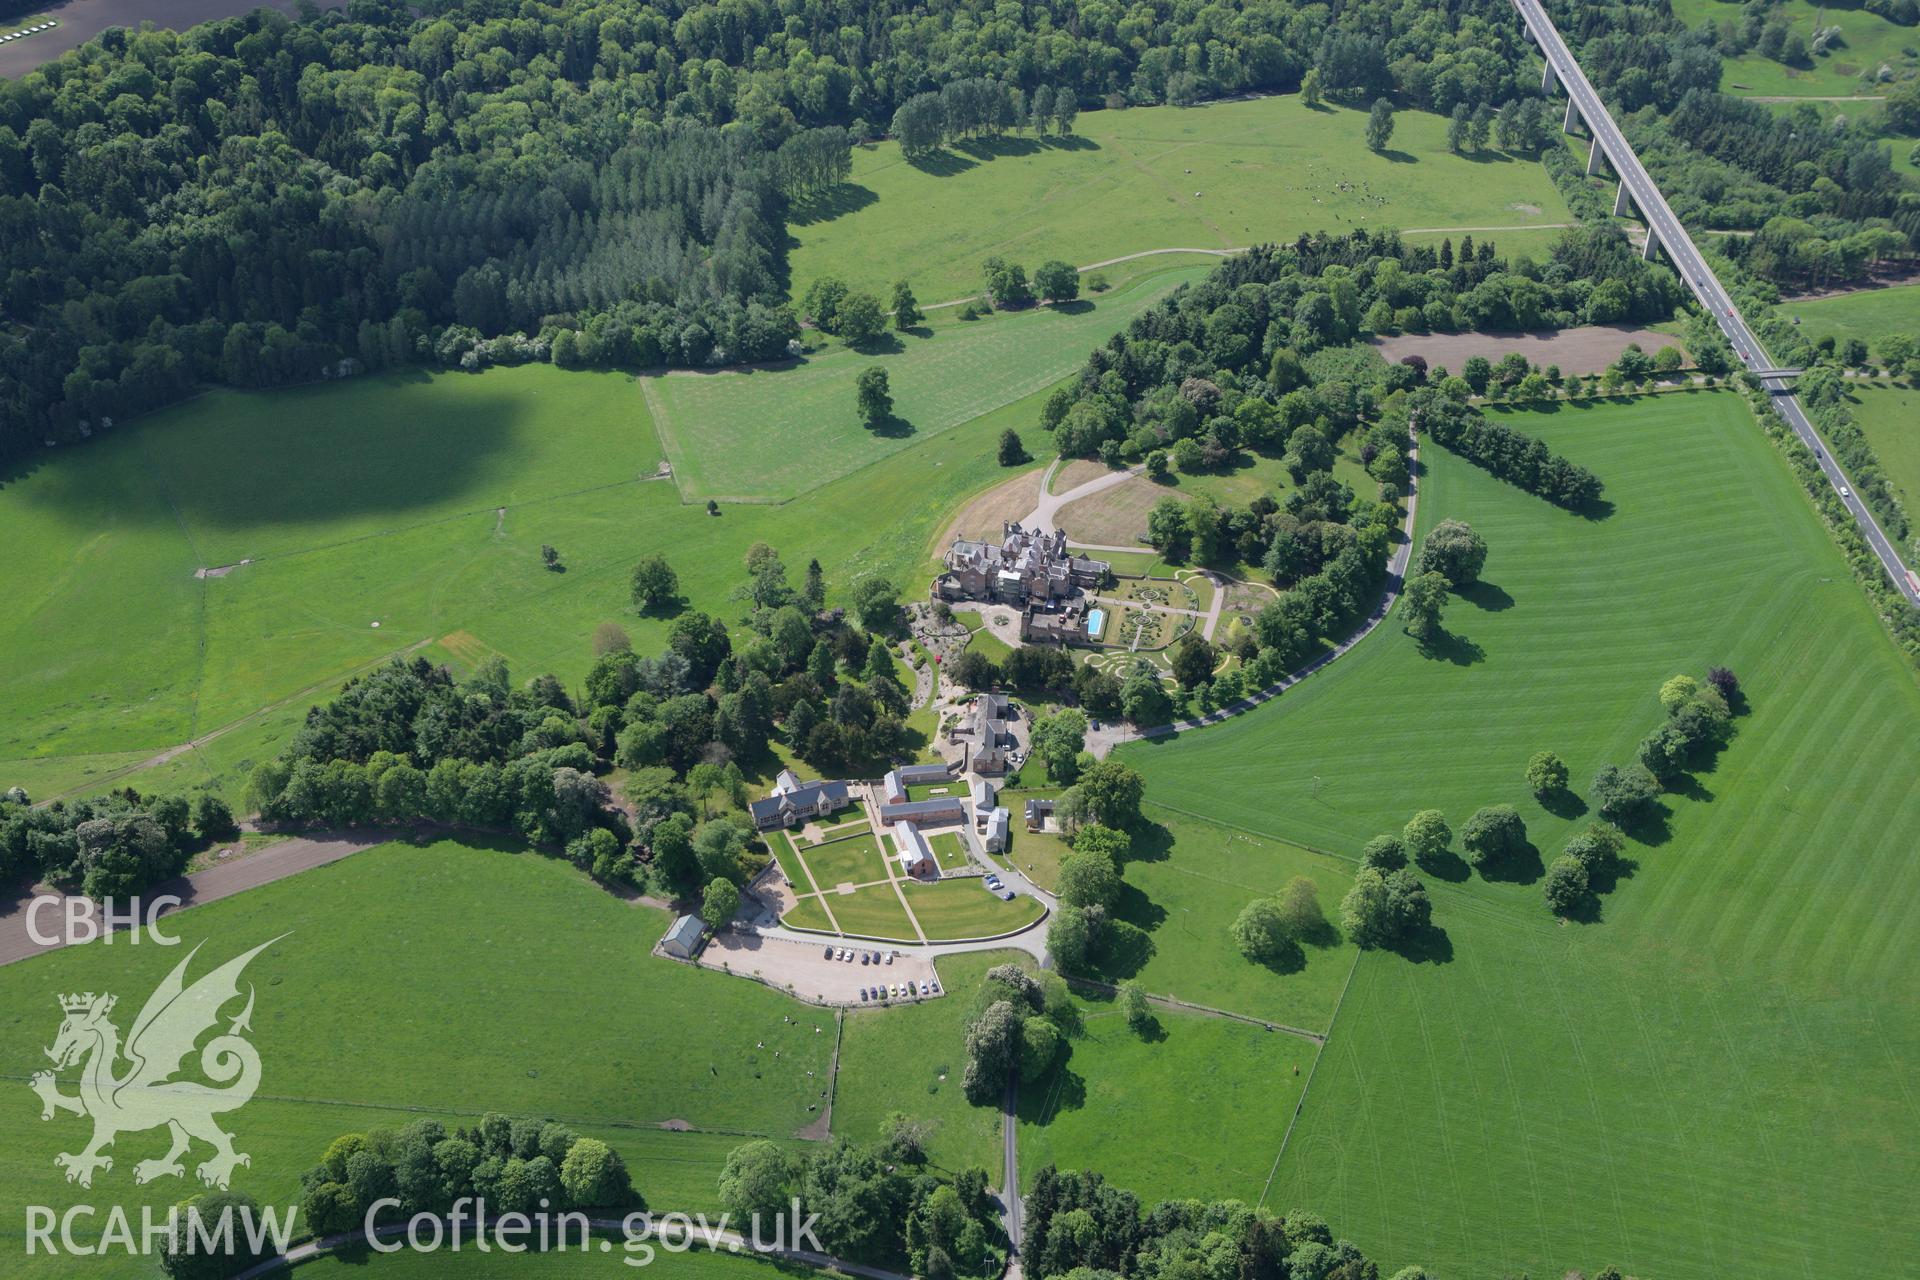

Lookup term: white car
[1839,485,1852,498]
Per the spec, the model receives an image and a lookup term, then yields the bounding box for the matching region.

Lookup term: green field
[1846,380,1920,522]
[901,877,1047,939]
[1120,390,1920,1278]
[813,883,918,940]
[1778,283,1920,352]
[0,841,832,1276]
[790,96,1575,306]
[646,268,1204,501]
[1671,0,1918,100]
[1,363,1066,804]
[1017,1001,1318,1208]
[801,832,889,887]
[928,830,972,870]
[831,951,1025,1175]
[1098,812,1358,1033]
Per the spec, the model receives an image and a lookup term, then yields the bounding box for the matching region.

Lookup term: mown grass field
[1016,1000,1318,1208]
[1671,0,1917,99]
[0,841,829,1277]
[801,833,889,888]
[0,365,1066,804]
[1845,380,1920,520]
[1122,390,1920,1279]
[901,877,1046,938]
[789,96,1574,305]
[831,951,1025,1175]
[647,268,1204,501]
[1778,283,1920,351]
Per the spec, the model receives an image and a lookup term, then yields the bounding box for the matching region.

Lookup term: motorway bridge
[1512,0,1920,606]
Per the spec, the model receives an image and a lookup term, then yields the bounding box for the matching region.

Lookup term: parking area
[697,931,944,1007]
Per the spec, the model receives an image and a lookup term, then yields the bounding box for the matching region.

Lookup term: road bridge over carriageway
[1515,0,1919,607]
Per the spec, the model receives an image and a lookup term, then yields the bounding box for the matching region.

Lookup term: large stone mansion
[933,522,1110,644]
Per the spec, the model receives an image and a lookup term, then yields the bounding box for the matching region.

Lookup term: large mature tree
[1075,759,1145,829]
[856,366,892,427]
[1400,570,1450,641]
[1171,636,1217,689]
[1526,750,1570,798]
[1592,763,1660,825]
[1365,98,1396,152]
[1033,261,1080,304]
[1543,855,1590,916]
[701,877,741,927]
[1029,709,1088,781]
[890,281,923,330]
[630,555,680,613]
[848,576,899,632]
[1415,519,1487,587]
[1230,897,1289,962]
[1402,809,1452,866]
[719,1140,800,1223]
[1460,804,1527,872]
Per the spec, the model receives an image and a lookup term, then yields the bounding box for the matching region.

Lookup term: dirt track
[0,830,391,968]
[1370,323,1680,376]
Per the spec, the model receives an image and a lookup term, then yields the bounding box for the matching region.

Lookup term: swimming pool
[1086,608,1106,640]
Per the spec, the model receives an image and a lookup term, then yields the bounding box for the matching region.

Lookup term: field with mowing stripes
[789,96,1573,305]
[1122,389,1920,1279]
[647,268,1204,501]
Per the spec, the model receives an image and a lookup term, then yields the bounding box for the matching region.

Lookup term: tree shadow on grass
[865,413,917,439]
[1377,148,1419,164]
[1575,495,1617,522]
[848,332,906,356]
[1415,848,1472,883]
[1539,788,1589,820]
[1016,1057,1087,1124]
[1389,922,1453,964]
[1620,801,1674,847]
[1125,821,1174,866]
[1474,840,1544,885]
[1457,580,1514,611]
[1255,938,1307,976]
[1560,892,1604,925]
[1090,917,1157,979]
[785,183,879,227]
[1416,627,1485,666]
[1113,882,1167,933]
[907,148,980,177]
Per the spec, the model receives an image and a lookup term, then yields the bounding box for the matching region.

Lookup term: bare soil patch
[1056,474,1177,546]
[938,468,1045,549]
[1371,324,1681,377]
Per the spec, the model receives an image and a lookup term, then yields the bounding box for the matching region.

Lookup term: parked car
[999,889,1015,901]
[824,945,835,960]
[918,980,931,996]
[860,952,870,965]
[884,952,895,965]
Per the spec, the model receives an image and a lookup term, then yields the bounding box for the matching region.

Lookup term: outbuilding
[661,914,707,959]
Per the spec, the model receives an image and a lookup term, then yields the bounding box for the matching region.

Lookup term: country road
[1514,0,1920,605]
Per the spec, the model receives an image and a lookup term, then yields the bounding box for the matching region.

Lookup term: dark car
[824,945,835,960]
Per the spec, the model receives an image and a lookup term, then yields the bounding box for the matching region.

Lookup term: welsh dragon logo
[29,936,285,1190]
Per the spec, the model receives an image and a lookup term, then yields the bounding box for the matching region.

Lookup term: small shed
[661,914,707,960]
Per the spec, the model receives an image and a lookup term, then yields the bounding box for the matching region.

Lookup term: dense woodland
[0,0,1653,458]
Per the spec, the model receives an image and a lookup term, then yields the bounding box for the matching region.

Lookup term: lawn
[1016,1000,1318,1208]
[1670,0,1919,100]
[1120,389,1920,1278]
[832,950,1028,1176]
[0,840,836,1277]
[1,361,1069,806]
[802,832,890,888]
[822,883,920,941]
[780,896,836,933]
[646,267,1206,501]
[1845,380,1920,528]
[771,829,811,885]
[1778,283,1920,352]
[789,96,1574,306]
[902,877,1047,939]
[928,830,973,870]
